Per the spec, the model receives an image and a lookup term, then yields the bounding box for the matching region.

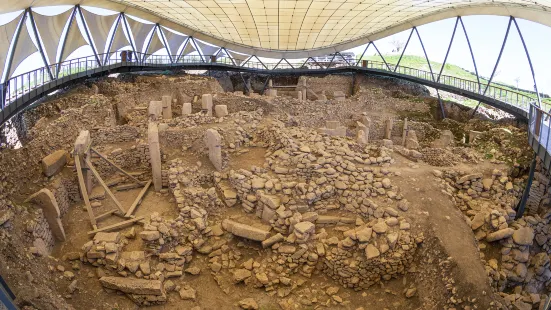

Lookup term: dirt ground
[0,73,542,310]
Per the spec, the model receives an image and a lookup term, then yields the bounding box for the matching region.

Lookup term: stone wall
[92,125,140,144]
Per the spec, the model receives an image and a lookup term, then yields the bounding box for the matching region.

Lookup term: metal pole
[327,53,337,69]
[395,28,414,72]
[253,55,268,70]
[157,26,172,63]
[336,52,351,66]
[515,153,537,219]
[459,17,481,93]
[472,17,513,117]
[142,24,157,62]
[104,14,123,65]
[512,17,542,107]
[273,58,284,70]
[2,11,27,82]
[372,41,391,71]
[121,13,137,58]
[76,5,101,66]
[414,27,445,118]
[28,9,54,80]
[56,7,79,76]
[355,42,371,66]
[437,17,459,83]
[189,37,204,62]
[283,58,295,69]
[175,37,190,63]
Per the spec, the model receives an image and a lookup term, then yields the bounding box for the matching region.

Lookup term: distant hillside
[362,54,550,107]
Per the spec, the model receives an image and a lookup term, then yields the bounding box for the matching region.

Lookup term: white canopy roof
[1,0,551,58]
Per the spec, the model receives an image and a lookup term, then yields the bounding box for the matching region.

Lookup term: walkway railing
[1,51,537,115]
[528,103,551,170]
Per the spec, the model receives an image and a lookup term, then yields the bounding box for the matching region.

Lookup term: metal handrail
[0,51,538,116]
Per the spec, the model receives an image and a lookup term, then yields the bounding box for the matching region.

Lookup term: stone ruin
[0,73,549,310]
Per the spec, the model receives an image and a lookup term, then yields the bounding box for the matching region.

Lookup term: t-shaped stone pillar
[202,94,213,116]
[148,123,162,191]
[205,129,222,171]
[26,189,66,241]
[161,95,172,119]
[182,102,192,115]
[148,101,162,120]
[74,130,92,194]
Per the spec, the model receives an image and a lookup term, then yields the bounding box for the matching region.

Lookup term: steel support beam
[283,58,295,69]
[121,13,137,61]
[175,37,191,63]
[327,53,337,69]
[472,16,513,117]
[515,153,537,219]
[158,26,172,63]
[395,28,414,72]
[3,11,27,82]
[189,37,204,62]
[272,58,284,70]
[512,17,542,108]
[28,9,54,80]
[336,52,351,66]
[372,41,391,71]
[459,17,481,93]
[437,17,459,83]
[77,5,101,66]
[104,13,123,66]
[355,42,371,67]
[414,27,446,119]
[56,7,79,77]
[261,74,271,95]
[141,24,157,62]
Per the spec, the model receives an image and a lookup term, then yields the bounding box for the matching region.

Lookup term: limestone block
[202,94,213,116]
[326,121,339,130]
[266,89,277,97]
[205,129,222,171]
[469,130,482,144]
[42,150,68,177]
[182,102,192,115]
[25,189,66,241]
[74,130,92,193]
[148,123,162,191]
[333,91,345,101]
[222,219,270,241]
[148,101,162,120]
[99,277,164,296]
[161,95,172,119]
[215,105,228,117]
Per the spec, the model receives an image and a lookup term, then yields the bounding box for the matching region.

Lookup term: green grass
[361,54,551,109]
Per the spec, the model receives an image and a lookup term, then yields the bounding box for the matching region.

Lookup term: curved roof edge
[2,1,551,58]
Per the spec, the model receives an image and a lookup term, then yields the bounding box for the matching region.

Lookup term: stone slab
[42,150,68,177]
[99,277,164,296]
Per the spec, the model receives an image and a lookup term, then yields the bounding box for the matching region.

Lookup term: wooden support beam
[91,148,144,185]
[75,154,97,228]
[125,180,152,217]
[87,216,144,236]
[85,158,127,215]
[95,210,117,221]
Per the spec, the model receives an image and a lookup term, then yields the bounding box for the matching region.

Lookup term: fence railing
[0,51,538,119]
[528,103,551,168]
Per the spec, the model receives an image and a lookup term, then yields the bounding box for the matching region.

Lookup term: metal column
[28,9,54,80]
[2,11,27,82]
[414,27,446,119]
[512,17,542,108]
[472,17,513,117]
[395,29,414,72]
[56,7,78,76]
[516,153,537,219]
[76,5,101,66]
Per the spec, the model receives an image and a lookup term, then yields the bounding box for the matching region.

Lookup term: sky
[1,6,551,95]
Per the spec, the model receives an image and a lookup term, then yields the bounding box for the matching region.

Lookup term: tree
[514,76,521,88]
[390,38,405,53]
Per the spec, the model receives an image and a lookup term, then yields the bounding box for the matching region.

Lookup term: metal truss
[0,5,544,116]
[77,5,101,66]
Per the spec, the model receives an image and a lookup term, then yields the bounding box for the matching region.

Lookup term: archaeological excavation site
[0,71,548,310]
[3,2,551,309]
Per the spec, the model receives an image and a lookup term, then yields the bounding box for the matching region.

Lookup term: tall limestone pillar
[148,123,162,191]
[205,129,222,171]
